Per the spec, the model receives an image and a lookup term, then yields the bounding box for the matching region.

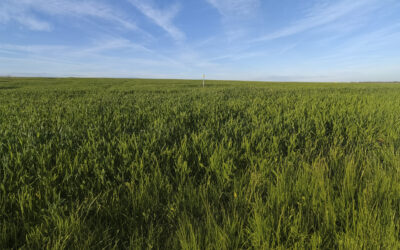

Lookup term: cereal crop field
[1,78,400,249]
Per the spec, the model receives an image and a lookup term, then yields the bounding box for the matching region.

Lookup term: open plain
[1,78,400,248]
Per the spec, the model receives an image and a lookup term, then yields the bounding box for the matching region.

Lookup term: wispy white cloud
[0,38,153,57]
[0,44,67,54]
[0,0,138,31]
[126,0,185,41]
[0,45,188,79]
[205,0,260,41]
[0,37,187,74]
[310,23,400,65]
[206,0,260,17]
[253,0,389,42]
[13,15,52,31]
[0,1,52,31]
[74,38,155,56]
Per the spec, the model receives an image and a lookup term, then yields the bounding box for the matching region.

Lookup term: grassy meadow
[1,77,400,249]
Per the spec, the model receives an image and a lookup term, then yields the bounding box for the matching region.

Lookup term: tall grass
[1,78,400,249]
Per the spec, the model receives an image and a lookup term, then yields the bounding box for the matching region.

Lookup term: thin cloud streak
[206,0,260,17]
[0,39,153,58]
[253,0,386,42]
[127,0,185,41]
[0,0,138,31]
[205,0,261,42]
[0,1,52,31]
[0,38,188,74]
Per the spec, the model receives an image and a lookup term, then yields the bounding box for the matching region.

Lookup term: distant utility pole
[203,74,205,88]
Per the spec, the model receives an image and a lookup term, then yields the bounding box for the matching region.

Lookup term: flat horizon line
[0,75,399,84]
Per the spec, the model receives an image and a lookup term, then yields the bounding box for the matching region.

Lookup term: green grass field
[1,77,400,249]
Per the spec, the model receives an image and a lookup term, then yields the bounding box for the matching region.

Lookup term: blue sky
[1,0,400,81]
